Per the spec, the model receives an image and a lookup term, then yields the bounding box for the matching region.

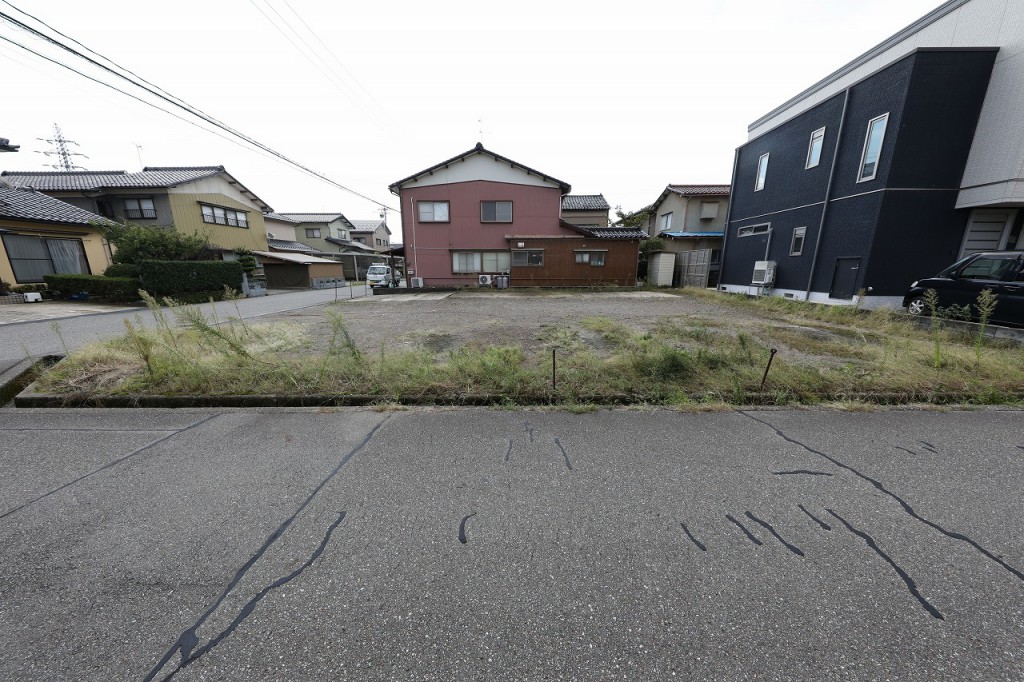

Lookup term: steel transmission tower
[36,123,88,171]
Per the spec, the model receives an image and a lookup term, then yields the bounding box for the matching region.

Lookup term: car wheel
[906,297,926,316]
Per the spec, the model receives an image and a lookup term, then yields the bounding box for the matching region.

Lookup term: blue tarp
[661,231,725,238]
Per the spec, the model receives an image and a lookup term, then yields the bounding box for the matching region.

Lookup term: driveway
[2,407,1022,679]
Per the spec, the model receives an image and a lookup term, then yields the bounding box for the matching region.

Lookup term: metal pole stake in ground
[760,348,778,390]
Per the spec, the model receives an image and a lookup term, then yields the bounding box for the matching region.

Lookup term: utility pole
[36,124,88,171]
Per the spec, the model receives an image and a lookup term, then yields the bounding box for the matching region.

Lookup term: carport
[254,251,344,289]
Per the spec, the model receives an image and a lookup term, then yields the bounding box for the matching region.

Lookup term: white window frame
[737,223,770,238]
[754,153,769,191]
[480,201,513,223]
[659,212,673,232]
[790,227,806,256]
[418,201,450,223]
[857,113,889,183]
[805,127,825,169]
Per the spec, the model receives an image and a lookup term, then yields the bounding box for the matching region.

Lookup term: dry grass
[33,289,1024,407]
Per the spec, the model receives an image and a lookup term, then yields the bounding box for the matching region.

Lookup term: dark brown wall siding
[510,238,639,287]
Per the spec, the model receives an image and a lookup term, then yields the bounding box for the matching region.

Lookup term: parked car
[366,264,396,288]
[903,251,1024,325]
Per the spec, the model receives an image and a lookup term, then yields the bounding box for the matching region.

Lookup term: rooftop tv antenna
[35,123,88,171]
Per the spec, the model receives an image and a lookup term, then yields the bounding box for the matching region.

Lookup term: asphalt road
[1,407,1023,680]
[0,285,371,369]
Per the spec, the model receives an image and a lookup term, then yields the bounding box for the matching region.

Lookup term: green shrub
[102,223,210,264]
[103,263,141,278]
[43,274,139,302]
[138,259,243,296]
[11,283,48,294]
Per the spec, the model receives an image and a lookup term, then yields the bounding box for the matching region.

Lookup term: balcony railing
[124,208,157,219]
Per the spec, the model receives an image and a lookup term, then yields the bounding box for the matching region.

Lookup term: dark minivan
[903,251,1024,325]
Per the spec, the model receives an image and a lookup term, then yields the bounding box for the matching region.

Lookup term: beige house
[647,184,731,287]
[0,166,271,253]
[0,187,112,285]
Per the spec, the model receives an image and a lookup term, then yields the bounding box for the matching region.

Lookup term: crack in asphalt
[918,441,938,454]
[0,414,221,522]
[892,446,919,456]
[143,415,391,682]
[458,512,477,544]
[155,511,349,680]
[827,508,944,620]
[524,420,534,443]
[772,469,833,477]
[726,514,762,546]
[504,439,513,463]
[554,437,573,471]
[740,411,1024,582]
[798,504,832,531]
[745,511,804,557]
[680,523,707,552]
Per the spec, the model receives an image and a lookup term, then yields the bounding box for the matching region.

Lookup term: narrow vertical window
[754,153,769,191]
[806,127,825,169]
[659,212,673,232]
[858,113,889,182]
[790,227,806,256]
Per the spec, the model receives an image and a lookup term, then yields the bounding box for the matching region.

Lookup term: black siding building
[720,48,1000,306]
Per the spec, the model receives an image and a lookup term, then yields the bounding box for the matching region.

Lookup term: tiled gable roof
[0,187,111,225]
[666,184,731,197]
[1,166,273,211]
[349,219,383,232]
[389,143,571,194]
[267,238,316,252]
[264,212,301,224]
[279,212,349,224]
[561,194,610,211]
[560,221,646,240]
[1,166,224,191]
[325,236,379,253]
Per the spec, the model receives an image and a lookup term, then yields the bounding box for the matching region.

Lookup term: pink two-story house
[391,144,602,287]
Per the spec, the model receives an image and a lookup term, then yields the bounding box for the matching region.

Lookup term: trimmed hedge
[138,259,243,297]
[103,263,141,278]
[43,274,140,303]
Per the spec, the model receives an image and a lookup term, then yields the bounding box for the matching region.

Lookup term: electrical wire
[0,4,397,210]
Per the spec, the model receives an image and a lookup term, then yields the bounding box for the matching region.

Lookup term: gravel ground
[262,290,768,358]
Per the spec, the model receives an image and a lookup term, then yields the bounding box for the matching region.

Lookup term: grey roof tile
[279,212,348,224]
[561,221,646,239]
[1,166,225,191]
[389,143,571,194]
[1,166,273,211]
[666,184,731,196]
[561,194,610,211]
[349,219,383,232]
[0,187,111,225]
[264,212,301,224]
[267,238,316,252]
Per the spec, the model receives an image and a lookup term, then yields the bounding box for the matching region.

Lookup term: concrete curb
[0,356,61,406]
[13,385,1024,409]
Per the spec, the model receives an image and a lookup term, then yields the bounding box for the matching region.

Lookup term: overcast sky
[1,0,945,235]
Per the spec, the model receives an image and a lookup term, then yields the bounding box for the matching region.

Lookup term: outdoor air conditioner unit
[411,277,424,288]
[478,274,493,286]
[752,260,777,286]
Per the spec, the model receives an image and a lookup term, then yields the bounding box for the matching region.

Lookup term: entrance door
[829,258,861,299]
[960,209,1017,257]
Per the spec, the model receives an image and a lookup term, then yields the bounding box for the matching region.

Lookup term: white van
[366,264,394,287]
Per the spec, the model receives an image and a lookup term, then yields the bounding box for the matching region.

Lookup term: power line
[0,3,397,210]
[277,0,391,119]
